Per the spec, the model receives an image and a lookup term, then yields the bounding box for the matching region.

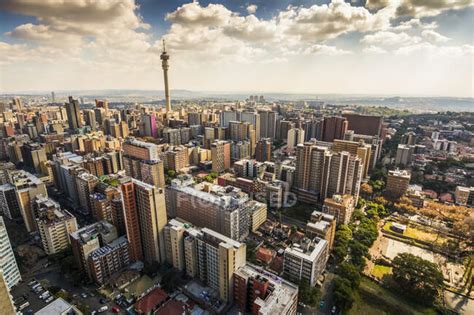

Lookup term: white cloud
[421,30,450,43]
[362,31,421,46]
[366,0,474,18]
[396,42,474,56]
[303,44,352,56]
[247,4,258,15]
[363,45,388,54]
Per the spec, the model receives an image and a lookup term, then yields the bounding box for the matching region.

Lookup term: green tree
[335,263,361,289]
[392,253,444,305]
[298,281,320,307]
[333,276,355,311]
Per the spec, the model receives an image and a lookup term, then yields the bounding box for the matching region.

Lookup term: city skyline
[0,0,473,97]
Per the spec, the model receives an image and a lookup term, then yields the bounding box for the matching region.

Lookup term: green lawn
[348,278,437,315]
[281,202,316,222]
[383,222,446,246]
[372,265,392,280]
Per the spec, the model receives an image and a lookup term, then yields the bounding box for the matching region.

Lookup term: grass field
[348,278,437,315]
[371,265,392,280]
[383,222,446,245]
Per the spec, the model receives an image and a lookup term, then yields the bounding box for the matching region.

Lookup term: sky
[0,0,473,97]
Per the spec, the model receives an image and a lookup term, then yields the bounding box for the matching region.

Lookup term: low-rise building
[306,211,336,249]
[322,194,355,225]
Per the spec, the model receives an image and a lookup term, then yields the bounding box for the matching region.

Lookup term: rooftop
[35,298,81,315]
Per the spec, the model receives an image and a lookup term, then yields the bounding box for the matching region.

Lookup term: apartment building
[306,211,336,249]
[0,217,21,289]
[322,194,355,225]
[385,169,411,199]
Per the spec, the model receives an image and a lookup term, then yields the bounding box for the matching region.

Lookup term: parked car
[112,306,120,313]
[99,298,107,304]
[98,306,109,313]
[81,293,88,299]
[28,279,37,286]
[45,296,54,303]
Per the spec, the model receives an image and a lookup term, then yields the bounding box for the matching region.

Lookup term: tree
[360,183,373,198]
[392,253,444,305]
[298,281,320,307]
[335,263,361,289]
[167,169,176,178]
[333,276,355,311]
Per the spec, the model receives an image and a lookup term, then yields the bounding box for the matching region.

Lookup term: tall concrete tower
[160,40,171,112]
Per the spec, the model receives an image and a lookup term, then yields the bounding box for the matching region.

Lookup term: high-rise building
[140,113,158,138]
[321,116,348,142]
[163,219,246,302]
[10,170,47,232]
[166,175,256,240]
[322,194,355,225]
[161,40,171,112]
[342,113,382,137]
[121,178,167,264]
[332,139,372,178]
[240,111,260,141]
[75,172,99,214]
[231,141,251,161]
[88,236,130,285]
[0,184,21,220]
[69,221,118,279]
[234,264,298,315]
[283,237,329,286]
[287,128,305,150]
[259,110,277,140]
[0,216,21,289]
[255,138,272,162]
[211,140,231,173]
[20,142,47,175]
[34,195,78,255]
[65,96,82,130]
[395,144,414,166]
[220,111,238,128]
[385,169,411,199]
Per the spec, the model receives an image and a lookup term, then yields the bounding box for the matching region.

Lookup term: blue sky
[0,1,473,96]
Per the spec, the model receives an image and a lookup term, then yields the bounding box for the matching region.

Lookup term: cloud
[303,44,352,56]
[363,45,388,54]
[421,30,450,43]
[366,0,474,18]
[362,31,421,46]
[247,4,258,15]
[395,42,474,56]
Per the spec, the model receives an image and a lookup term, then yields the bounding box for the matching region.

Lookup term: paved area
[444,291,474,315]
[383,238,435,262]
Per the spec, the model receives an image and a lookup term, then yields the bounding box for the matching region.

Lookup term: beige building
[322,194,355,225]
[385,169,411,199]
[0,272,16,315]
[35,195,78,255]
[455,186,474,206]
[306,211,336,249]
[75,172,99,213]
[211,140,231,173]
[332,139,372,178]
[248,200,267,232]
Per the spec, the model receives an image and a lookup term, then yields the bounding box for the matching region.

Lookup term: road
[444,290,474,315]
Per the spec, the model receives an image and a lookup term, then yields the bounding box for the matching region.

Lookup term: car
[28,280,37,286]
[31,283,41,290]
[320,300,325,309]
[331,306,337,314]
[45,296,54,303]
[81,293,88,298]
[99,298,107,304]
[112,306,120,313]
[98,306,109,313]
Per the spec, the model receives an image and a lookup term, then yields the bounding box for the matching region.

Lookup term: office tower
[240,111,260,141]
[322,194,355,225]
[0,271,16,314]
[385,169,411,199]
[211,140,231,173]
[321,151,362,201]
[255,138,271,162]
[83,109,96,130]
[332,139,372,178]
[283,237,329,286]
[121,179,167,264]
[161,40,171,112]
[140,113,158,138]
[0,184,21,220]
[88,236,129,285]
[70,221,118,277]
[306,211,336,249]
[287,128,305,150]
[321,116,348,142]
[259,110,277,139]
[65,96,82,130]
[231,141,251,161]
[188,112,202,126]
[395,144,414,166]
[294,143,328,201]
[303,119,322,141]
[166,176,255,240]
[343,113,382,137]
[75,172,99,213]
[122,137,165,188]
[20,142,47,174]
[233,264,298,315]
[163,219,246,302]
[34,195,78,255]
[0,217,21,289]
[277,120,294,141]
[220,111,238,128]
[12,98,22,111]
[10,170,47,232]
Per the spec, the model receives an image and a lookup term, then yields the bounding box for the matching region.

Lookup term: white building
[0,216,21,289]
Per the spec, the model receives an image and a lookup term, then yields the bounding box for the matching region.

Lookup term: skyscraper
[161,40,171,112]
[211,140,231,173]
[255,138,271,162]
[0,216,21,289]
[321,116,348,142]
[120,178,167,264]
[65,96,82,130]
[259,110,277,139]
